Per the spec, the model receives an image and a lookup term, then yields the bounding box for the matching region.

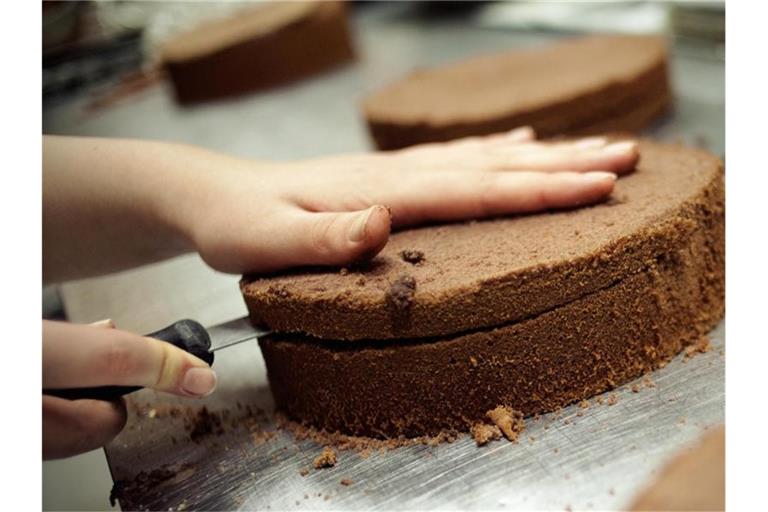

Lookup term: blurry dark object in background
[409,1,489,20]
[364,35,670,150]
[42,1,146,104]
[43,1,85,51]
[670,2,725,43]
[161,1,355,105]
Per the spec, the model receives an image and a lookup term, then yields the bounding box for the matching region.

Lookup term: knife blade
[206,316,272,353]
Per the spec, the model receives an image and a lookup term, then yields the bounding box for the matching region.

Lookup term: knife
[43,317,271,401]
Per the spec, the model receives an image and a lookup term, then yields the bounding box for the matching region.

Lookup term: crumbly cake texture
[241,140,724,341]
[630,426,724,511]
[362,35,670,150]
[247,140,724,439]
[161,1,354,105]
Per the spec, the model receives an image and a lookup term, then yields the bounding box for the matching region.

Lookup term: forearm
[42,131,637,282]
[42,136,245,282]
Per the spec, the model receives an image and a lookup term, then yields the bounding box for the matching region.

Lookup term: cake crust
[162,1,355,104]
[241,141,724,341]
[248,140,724,438]
[362,35,671,150]
[259,219,723,437]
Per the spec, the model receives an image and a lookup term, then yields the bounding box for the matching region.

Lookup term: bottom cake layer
[259,209,724,438]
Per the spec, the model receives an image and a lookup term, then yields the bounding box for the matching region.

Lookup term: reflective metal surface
[108,323,724,511]
[207,316,270,353]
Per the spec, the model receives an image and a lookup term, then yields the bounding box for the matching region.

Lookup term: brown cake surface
[247,140,724,438]
[241,140,724,341]
[161,1,354,104]
[630,426,725,511]
[362,35,670,150]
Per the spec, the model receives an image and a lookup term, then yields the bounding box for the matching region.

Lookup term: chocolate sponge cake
[363,35,671,150]
[161,1,355,105]
[242,141,723,341]
[243,140,724,438]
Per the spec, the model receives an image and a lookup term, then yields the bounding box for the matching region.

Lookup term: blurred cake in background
[363,35,671,150]
[157,1,355,105]
[630,426,725,511]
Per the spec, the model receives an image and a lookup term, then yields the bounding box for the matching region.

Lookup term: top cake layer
[241,140,723,341]
[363,35,669,149]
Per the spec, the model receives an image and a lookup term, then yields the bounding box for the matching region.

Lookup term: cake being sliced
[363,35,671,150]
[242,140,723,341]
[241,140,724,438]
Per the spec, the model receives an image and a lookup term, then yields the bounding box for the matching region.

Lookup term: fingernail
[575,137,607,149]
[509,126,535,139]
[348,206,376,242]
[90,319,115,329]
[182,367,217,397]
[604,141,637,154]
[583,171,617,183]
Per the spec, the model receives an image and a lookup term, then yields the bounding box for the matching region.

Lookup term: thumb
[43,320,217,398]
[274,204,392,270]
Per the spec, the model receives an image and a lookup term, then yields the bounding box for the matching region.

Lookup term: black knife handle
[43,319,214,401]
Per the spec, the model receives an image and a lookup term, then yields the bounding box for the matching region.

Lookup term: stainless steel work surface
[105,323,723,511]
[45,3,725,510]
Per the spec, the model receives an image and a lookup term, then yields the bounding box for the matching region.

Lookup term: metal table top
[45,3,724,510]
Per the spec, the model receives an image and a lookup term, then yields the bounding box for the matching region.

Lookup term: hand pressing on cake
[42,320,216,459]
[43,130,637,281]
[187,129,638,273]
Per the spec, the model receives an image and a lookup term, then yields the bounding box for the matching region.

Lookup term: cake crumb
[340,478,353,486]
[642,375,656,388]
[684,336,711,359]
[251,430,276,446]
[471,423,502,446]
[631,384,640,393]
[187,406,224,443]
[386,274,417,312]
[313,447,337,469]
[400,249,425,264]
[469,356,479,367]
[578,400,590,409]
[299,467,310,476]
[607,394,618,406]
[486,406,525,442]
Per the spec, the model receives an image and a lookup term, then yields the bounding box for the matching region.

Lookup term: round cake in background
[363,35,671,150]
[242,140,724,438]
[630,426,725,511]
[159,1,355,105]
